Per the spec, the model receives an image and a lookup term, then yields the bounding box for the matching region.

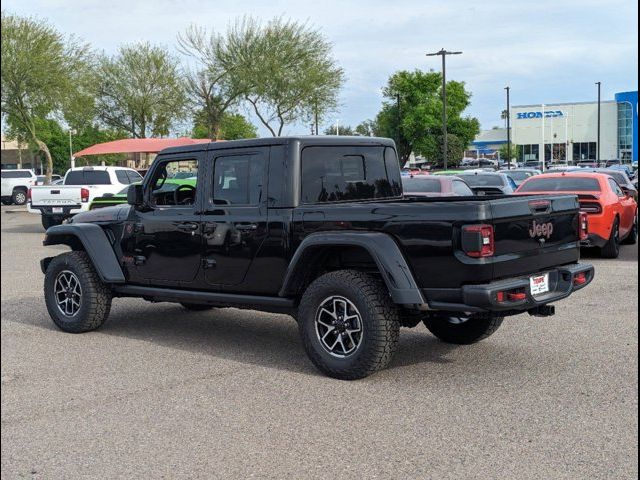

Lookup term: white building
[470,90,638,165]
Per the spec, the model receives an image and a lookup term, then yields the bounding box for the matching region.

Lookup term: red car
[516,172,638,258]
[402,175,474,197]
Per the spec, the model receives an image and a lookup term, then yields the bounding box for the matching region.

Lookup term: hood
[70,204,131,224]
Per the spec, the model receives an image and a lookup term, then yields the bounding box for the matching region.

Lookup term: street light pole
[505,86,511,169]
[596,81,601,165]
[69,129,75,169]
[426,49,462,170]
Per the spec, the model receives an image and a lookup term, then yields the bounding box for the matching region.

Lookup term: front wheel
[44,251,112,333]
[600,218,621,258]
[423,313,504,345]
[298,270,400,380]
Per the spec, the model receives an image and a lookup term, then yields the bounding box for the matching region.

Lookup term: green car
[89,178,197,210]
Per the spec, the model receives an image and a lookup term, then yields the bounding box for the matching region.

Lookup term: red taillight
[27,188,32,202]
[574,272,587,286]
[579,202,602,214]
[496,289,527,303]
[81,188,90,203]
[462,224,495,258]
[578,212,589,241]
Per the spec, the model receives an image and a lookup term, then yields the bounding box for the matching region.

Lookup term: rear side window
[115,170,131,184]
[518,177,601,192]
[127,171,143,184]
[609,179,624,197]
[213,154,266,205]
[64,170,111,185]
[1,171,32,178]
[301,146,402,203]
[452,180,474,196]
[402,177,442,193]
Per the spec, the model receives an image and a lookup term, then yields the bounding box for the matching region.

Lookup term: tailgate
[30,186,82,207]
[489,194,581,279]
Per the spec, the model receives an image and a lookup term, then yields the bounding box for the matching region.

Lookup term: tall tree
[178,25,245,139]
[1,13,92,182]
[96,42,188,138]
[375,70,480,167]
[192,110,257,140]
[217,17,345,136]
[323,125,355,136]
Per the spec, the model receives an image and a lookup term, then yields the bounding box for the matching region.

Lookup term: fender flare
[41,223,126,283]
[279,232,425,305]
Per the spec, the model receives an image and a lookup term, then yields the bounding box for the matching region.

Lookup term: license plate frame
[530,273,550,296]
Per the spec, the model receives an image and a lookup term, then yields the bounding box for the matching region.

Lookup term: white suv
[1,169,38,205]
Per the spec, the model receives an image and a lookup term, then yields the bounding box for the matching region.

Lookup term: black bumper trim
[424,263,594,313]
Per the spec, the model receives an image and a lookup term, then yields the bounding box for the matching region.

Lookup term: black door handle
[177,222,199,232]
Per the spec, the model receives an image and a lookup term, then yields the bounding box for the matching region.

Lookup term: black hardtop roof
[159,136,396,155]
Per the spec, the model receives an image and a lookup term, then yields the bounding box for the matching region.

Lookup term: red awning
[73,137,214,157]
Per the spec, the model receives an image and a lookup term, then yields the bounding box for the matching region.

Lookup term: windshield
[508,171,535,182]
[518,177,601,192]
[401,177,442,193]
[65,170,111,185]
[458,175,504,187]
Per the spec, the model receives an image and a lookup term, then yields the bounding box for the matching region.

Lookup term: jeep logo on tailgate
[529,220,554,239]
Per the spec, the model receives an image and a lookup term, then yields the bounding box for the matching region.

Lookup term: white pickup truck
[28,166,142,229]
[1,169,38,205]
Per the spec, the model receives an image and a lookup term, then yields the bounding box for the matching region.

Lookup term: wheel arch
[42,224,125,283]
[279,232,425,305]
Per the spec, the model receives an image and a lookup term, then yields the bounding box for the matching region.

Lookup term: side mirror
[620,186,632,198]
[127,184,144,207]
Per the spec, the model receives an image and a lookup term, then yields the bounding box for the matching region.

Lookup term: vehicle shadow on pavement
[4,298,462,378]
[2,223,45,235]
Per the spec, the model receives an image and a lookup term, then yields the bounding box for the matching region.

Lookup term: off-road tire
[44,251,112,333]
[622,214,637,245]
[423,313,504,345]
[180,303,214,311]
[298,270,400,380]
[12,188,27,205]
[41,215,63,230]
[600,217,621,258]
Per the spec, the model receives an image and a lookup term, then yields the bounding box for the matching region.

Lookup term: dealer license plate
[52,207,64,214]
[530,273,550,296]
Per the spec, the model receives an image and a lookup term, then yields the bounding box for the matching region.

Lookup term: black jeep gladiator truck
[40,137,594,379]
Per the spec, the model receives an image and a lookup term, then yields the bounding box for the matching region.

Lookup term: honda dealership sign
[516,111,565,120]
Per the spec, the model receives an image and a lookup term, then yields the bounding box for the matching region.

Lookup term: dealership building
[470,90,638,164]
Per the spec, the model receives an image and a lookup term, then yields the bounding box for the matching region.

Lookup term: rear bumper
[29,204,83,217]
[423,263,594,313]
[580,233,608,248]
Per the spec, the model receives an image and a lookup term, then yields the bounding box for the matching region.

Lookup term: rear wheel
[600,218,621,258]
[622,214,637,245]
[41,216,63,230]
[298,270,400,380]
[12,188,27,205]
[423,313,504,345]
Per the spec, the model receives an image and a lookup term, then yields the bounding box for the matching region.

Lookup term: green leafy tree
[323,125,355,136]
[498,143,519,164]
[1,13,92,182]
[375,70,480,167]
[178,25,246,140]
[96,42,188,138]
[355,120,377,137]
[192,110,257,140]
[217,17,345,136]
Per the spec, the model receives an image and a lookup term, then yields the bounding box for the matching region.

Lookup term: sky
[3,0,639,136]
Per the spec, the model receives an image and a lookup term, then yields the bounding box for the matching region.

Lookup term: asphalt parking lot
[1,207,638,479]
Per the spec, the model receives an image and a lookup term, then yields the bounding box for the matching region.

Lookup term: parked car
[35,174,63,186]
[577,160,598,168]
[456,172,518,195]
[402,175,474,197]
[504,168,541,187]
[1,169,37,205]
[565,168,638,202]
[516,172,637,258]
[39,136,594,380]
[28,166,143,229]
